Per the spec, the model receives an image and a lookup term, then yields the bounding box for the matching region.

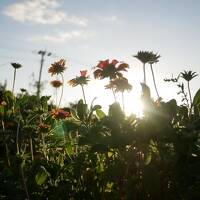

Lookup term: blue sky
[0,0,200,114]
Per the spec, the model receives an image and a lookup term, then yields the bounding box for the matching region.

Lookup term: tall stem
[58,74,64,108]
[1,120,10,167]
[21,162,30,200]
[187,81,192,116]
[81,85,87,104]
[143,63,146,84]
[150,64,160,99]
[16,122,20,154]
[37,53,45,98]
[122,91,125,112]
[12,68,16,94]
[187,81,192,107]
[29,135,34,161]
[112,88,117,102]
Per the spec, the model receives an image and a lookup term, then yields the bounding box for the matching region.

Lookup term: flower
[105,77,132,92]
[93,59,129,80]
[68,70,90,87]
[48,59,66,76]
[50,80,63,88]
[180,70,198,82]
[80,70,87,77]
[11,63,22,69]
[51,109,70,120]
[37,123,51,133]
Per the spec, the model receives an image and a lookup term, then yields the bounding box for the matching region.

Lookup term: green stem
[122,91,125,112]
[12,68,16,94]
[21,162,30,200]
[81,85,87,104]
[112,88,117,102]
[29,135,34,161]
[58,74,64,108]
[143,63,146,84]
[41,133,47,160]
[188,81,192,116]
[16,122,20,154]
[1,120,10,167]
[150,64,160,99]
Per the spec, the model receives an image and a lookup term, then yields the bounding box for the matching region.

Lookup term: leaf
[77,99,87,120]
[193,89,200,116]
[144,151,152,165]
[96,109,106,119]
[92,105,102,111]
[35,166,49,186]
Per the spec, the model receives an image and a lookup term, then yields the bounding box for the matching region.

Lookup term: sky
[0,0,200,114]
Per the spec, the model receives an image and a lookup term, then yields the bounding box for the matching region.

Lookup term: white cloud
[3,0,88,26]
[28,30,94,43]
[101,16,119,23]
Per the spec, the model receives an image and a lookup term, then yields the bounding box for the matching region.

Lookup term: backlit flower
[51,109,70,120]
[50,80,63,88]
[93,59,129,80]
[11,63,22,69]
[105,77,132,92]
[48,59,66,76]
[68,70,90,87]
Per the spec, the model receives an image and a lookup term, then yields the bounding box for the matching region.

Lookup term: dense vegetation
[1,52,200,199]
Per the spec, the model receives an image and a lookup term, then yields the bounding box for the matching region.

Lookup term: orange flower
[51,109,70,120]
[48,59,66,76]
[37,123,51,133]
[50,80,63,88]
[105,77,132,92]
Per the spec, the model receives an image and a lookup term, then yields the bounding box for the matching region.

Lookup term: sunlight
[124,95,144,117]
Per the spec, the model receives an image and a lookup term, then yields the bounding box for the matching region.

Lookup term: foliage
[1,58,200,199]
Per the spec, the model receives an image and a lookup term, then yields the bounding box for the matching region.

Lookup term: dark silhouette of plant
[105,77,132,112]
[148,52,161,99]
[94,59,129,101]
[133,51,153,84]
[68,70,90,104]
[11,63,22,94]
[180,70,198,107]
[48,59,66,108]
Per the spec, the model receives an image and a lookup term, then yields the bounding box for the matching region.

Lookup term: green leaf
[92,105,102,111]
[192,89,200,116]
[144,152,152,165]
[96,109,106,119]
[77,99,87,120]
[35,166,49,186]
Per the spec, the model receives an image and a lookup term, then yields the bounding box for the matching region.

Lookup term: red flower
[94,59,129,80]
[50,80,63,88]
[80,70,87,77]
[51,109,70,120]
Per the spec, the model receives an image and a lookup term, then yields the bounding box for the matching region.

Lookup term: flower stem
[21,162,30,200]
[112,88,117,102]
[143,63,146,84]
[12,68,16,94]
[58,74,64,108]
[81,85,87,104]
[150,64,159,99]
[187,81,192,116]
[16,122,20,154]
[29,135,34,161]
[122,91,125,112]
[1,120,10,167]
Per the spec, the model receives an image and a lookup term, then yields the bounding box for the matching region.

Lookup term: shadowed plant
[148,52,161,99]
[133,51,153,84]
[94,59,129,101]
[68,70,90,104]
[180,70,198,108]
[105,76,132,112]
[11,63,22,94]
[48,59,66,108]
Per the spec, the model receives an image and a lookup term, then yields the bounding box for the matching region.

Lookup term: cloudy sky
[0,0,200,114]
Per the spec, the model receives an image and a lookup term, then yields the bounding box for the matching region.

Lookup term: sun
[123,94,144,117]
